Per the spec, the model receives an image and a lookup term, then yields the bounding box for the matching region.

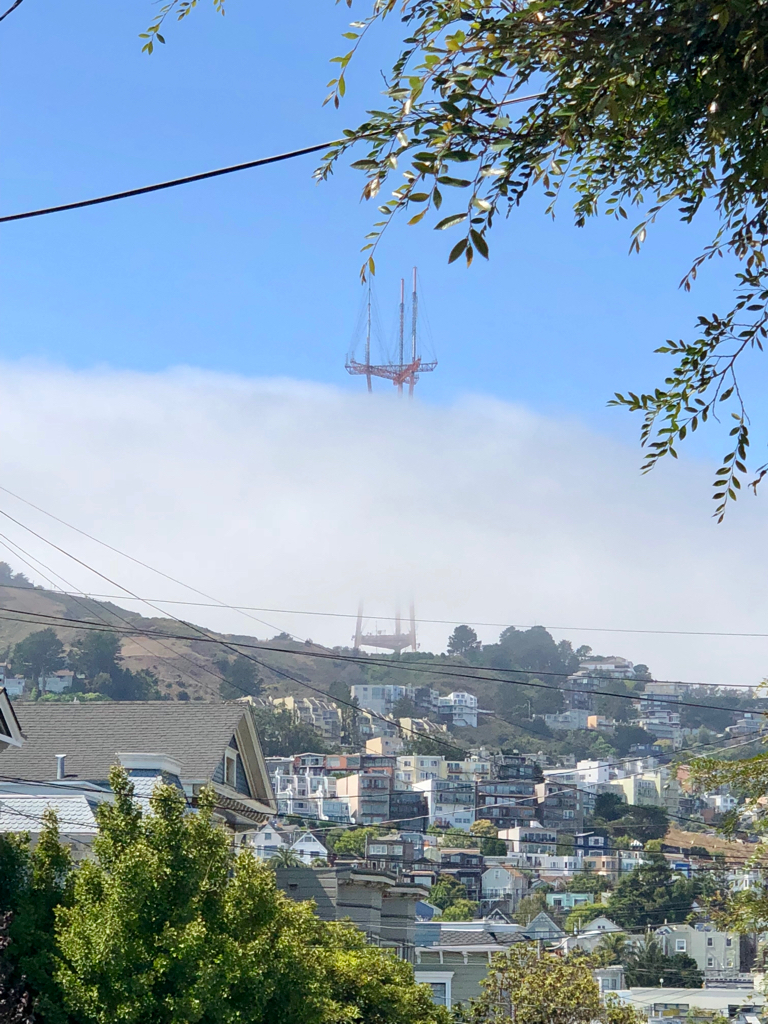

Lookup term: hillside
[0,582,350,702]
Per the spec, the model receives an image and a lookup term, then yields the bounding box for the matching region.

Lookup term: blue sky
[2,0,764,446]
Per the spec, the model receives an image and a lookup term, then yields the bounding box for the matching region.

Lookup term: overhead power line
[0,0,24,23]
[1,580,765,643]
[0,142,335,224]
[0,600,765,717]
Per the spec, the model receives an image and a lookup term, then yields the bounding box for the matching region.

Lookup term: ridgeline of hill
[1,564,764,759]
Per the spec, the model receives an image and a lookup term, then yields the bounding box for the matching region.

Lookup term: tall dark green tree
[606,856,696,929]
[68,632,121,679]
[447,625,481,656]
[0,812,71,1024]
[12,630,64,682]
[216,655,263,700]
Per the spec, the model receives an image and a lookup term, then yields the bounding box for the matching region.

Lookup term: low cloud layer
[0,362,766,687]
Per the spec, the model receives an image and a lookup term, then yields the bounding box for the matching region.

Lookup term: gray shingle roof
[2,701,249,783]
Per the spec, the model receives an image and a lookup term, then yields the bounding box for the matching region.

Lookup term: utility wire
[0,601,765,719]
[0,0,24,23]
[2,580,766,643]
[0,142,335,224]
[0,531,237,697]
[0,499,764,770]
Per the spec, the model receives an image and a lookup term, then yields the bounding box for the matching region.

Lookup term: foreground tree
[0,914,34,1024]
[0,812,71,1024]
[55,767,448,1024]
[691,754,768,931]
[318,0,768,517]
[456,944,642,1024]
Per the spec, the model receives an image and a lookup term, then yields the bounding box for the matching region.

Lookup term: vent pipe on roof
[56,754,66,780]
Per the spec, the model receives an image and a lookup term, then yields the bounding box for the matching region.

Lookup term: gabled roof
[0,701,273,808]
[0,688,23,750]
[522,912,565,940]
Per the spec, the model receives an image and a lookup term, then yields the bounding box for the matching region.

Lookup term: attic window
[224,750,237,788]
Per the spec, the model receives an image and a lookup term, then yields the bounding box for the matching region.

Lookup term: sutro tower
[346,268,437,396]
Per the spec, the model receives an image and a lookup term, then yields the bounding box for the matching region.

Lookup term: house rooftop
[0,701,265,791]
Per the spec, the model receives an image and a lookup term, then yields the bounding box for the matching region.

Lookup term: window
[726,937,732,947]
[224,750,237,788]
[707,957,714,968]
[368,844,387,855]
[675,940,687,952]
[563,810,574,819]
[707,937,714,947]
[727,961,734,968]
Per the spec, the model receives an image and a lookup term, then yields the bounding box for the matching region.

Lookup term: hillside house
[481,865,528,907]
[291,831,328,865]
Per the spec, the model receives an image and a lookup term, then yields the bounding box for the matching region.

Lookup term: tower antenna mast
[365,281,372,393]
[409,267,418,397]
[345,268,437,396]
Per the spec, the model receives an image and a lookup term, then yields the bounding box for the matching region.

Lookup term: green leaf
[434,213,468,230]
[470,229,489,259]
[437,176,472,187]
[448,238,468,263]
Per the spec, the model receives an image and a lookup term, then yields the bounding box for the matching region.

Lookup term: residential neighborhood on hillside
[4,635,768,1019]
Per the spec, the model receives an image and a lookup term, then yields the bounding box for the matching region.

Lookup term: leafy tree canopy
[430,874,469,911]
[440,898,479,921]
[612,725,657,756]
[607,804,669,843]
[216,655,263,700]
[0,812,71,1024]
[605,856,696,929]
[514,892,549,925]
[565,870,612,896]
[16,768,449,1024]
[593,792,627,823]
[328,826,381,857]
[251,707,336,757]
[316,0,768,518]
[68,632,121,680]
[448,625,481,656]
[12,630,64,682]
[460,944,643,1024]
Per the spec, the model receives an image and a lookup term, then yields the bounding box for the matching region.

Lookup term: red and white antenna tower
[346,268,437,396]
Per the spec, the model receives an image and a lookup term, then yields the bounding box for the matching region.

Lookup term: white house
[413,778,475,829]
[437,692,478,729]
[559,917,623,954]
[481,865,527,906]
[499,824,558,854]
[290,831,328,865]
[1,676,24,697]
[242,823,289,859]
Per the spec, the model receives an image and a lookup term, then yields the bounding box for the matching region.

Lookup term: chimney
[56,754,66,780]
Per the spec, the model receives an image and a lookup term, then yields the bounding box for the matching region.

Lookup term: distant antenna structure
[346,268,437,396]
[354,603,418,654]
